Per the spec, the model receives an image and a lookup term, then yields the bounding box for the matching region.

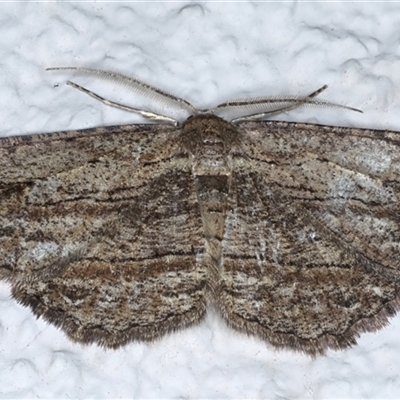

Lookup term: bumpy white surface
[1,2,400,398]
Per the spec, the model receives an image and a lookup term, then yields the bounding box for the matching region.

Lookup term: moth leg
[66,80,179,126]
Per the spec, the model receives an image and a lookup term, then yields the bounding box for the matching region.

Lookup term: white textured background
[1,2,400,399]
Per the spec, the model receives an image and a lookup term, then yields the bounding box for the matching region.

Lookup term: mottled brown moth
[1,67,400,356]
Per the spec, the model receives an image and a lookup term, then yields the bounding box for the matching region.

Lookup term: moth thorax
[181,114,239,176]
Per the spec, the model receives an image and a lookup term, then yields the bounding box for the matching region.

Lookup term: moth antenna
[207,85,362,123]
[46,67,199,115]
[65,80,179,126]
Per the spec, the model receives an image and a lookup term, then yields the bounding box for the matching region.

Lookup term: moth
[1,67,400,356]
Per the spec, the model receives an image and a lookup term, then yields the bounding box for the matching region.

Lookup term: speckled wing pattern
[1,116,400,355]
[219,121,400,355]
[0,124,206,347]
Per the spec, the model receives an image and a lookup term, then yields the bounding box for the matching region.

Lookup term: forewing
[217,121,400,355]
[242,121,400,280]
[0,125,206,348]
[0,123,174,182]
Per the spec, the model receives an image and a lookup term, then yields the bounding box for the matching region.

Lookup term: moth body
[181,114,239,268]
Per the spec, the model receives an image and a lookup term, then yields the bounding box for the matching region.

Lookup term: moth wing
[241,120,400,280]
[217,121,400,355]
[1,125,207,347]
[0,123,175,182]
